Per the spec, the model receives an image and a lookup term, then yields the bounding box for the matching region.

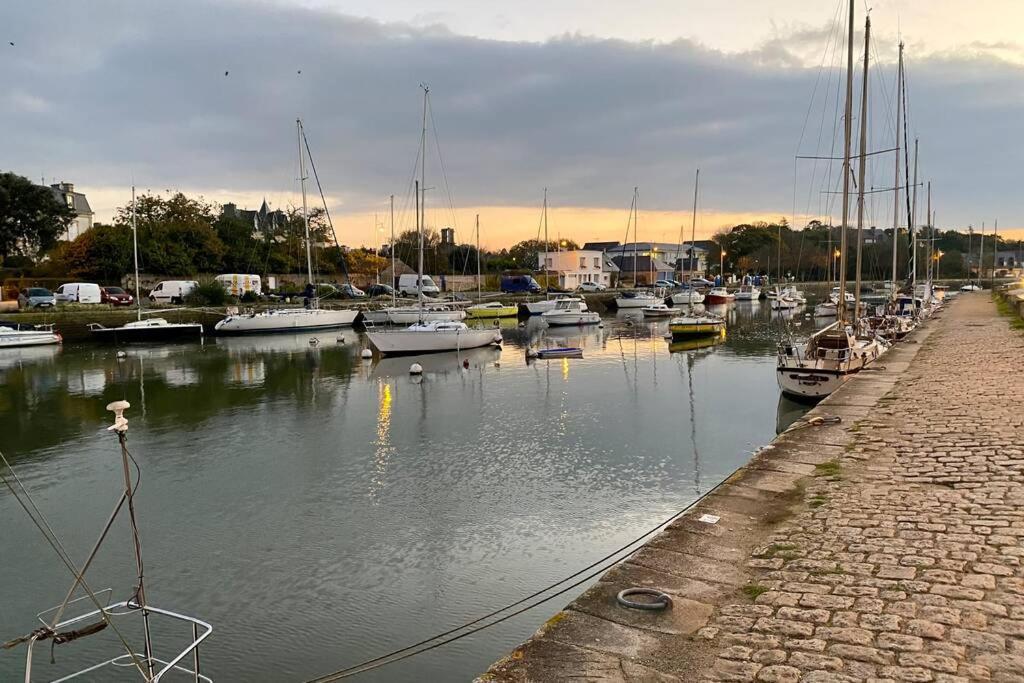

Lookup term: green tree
[0,171,74,261]
[114,192,226,275]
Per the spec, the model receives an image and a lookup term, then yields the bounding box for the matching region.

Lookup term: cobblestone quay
[479,294,1024,683]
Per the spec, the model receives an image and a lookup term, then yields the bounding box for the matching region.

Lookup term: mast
[836,0,855,325]
[390,194,396,306]
[131,186,141,322]
[853,15,870,320]
[689,168,700,310]
[891,42,903,297]
[967,226,973,285]
[632,187,639,287]
[418,85,428,321]
[476,214,482,301]
[297,119,314,298]
[416,180,423,320]
[993,219,998,287]
[543,188,549,297]
[926,181,932,283]
[910,138,918,297]
[979,221,985,289]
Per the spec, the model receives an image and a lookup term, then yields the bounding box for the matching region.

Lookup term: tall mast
[967,226,973,284]
[979,221,985,288]
[926,181,932,282]
[131,185,141,322]
[836,0,855,325]
[891,42,903,297]
[853,15,870,320]
[689,169,699,309]
[476,214,482,301]
[626,185,634,286]
[910,138,918,297]
[418,85,428,320]
[543,188,549,296]
[415,180,422,320]
[390,194,396,306]
[297,119,314,294]
[993,219,998,287]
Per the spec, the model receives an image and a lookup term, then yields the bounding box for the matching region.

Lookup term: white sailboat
[615,187,662,309]
[670,169,726,338]
[734,284,761,301]
[466,215,517,318]
[778,2,887,401]
[522,189,569,315]
[215,120,358,334]
[366,86,502,356]
[0,323,61,348]
[89,186,204,342]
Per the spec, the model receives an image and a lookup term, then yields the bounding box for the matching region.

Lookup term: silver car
[18,287,57,309]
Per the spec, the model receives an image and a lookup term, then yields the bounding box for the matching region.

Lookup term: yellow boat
[668,313,725,338]
[466,302,519,319]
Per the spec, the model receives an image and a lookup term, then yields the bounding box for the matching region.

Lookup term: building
[48,182,94,241]
[610,254,676,285]
[537,250,614,289]
[606,242,708,277]
[440,227,455,245]
[222,200,287,236]
[582,240,621,252]
[995,250,1023,275]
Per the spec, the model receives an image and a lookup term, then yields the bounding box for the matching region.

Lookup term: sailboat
[670,169,726,338]
[366,86,502,356]
[0,322,61,348]
[215,121,358,334]
[615,187,662,309]
[89,187,204,342]
[522,190,589,315]
[777,2,887,401]
[466,215,517,319]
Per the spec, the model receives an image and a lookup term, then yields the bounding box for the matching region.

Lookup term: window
[65,194,74,209]
[594,257,600,268]
[580,257,586,269]
[546,257,553,268]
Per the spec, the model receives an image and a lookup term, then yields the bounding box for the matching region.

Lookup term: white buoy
[494,361,500,368]
[116,350,127,359]
[518,322,526,328]
[309,337,319,346]
[336,336,345,344]
[598,322,604,328]
[410,363,423,375]
[360,348,372,359]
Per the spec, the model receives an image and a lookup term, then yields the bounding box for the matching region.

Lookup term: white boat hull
[771,298,800,310]
[670,290,705,305]
[382,309,466,324]
[215,307,358,334]
[0,329,62,348]
[615,296,661,308]
[776,367,851,400]
[542,311,600,326]
[366,327,502,355]
[735,288,761,301]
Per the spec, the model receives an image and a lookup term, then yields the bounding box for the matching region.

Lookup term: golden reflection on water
[370,380,393,502]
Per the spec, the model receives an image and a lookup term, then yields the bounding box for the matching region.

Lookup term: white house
[604,242,708,276]
[537,250,613,289]
[48,182,94,241]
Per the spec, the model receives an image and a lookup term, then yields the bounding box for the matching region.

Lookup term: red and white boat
[704,287,735,304]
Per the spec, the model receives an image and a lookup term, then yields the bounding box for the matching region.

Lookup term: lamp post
[936,250,943,281]
[834,249,841,282]
[720,249,726,282]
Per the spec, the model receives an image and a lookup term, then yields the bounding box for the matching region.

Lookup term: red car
[101,286,134,306]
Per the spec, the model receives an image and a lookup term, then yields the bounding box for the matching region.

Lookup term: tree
[59,223,133,281]
[508,239,579,270]
[0,171,74,261]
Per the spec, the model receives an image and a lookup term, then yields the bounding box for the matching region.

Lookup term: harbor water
[0,300,826,681]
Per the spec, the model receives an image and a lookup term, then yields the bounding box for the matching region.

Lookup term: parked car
[365,283,395,297]
[500,275,542,294]
[54,282,102,304]
[654,279,677,289]
[688,277,715,288]
[101,286,134,306]
[577,281,608,292]
[149,280,198,304]
[398,274,440,296]
[339,283,366,298]
[18,287,57,309]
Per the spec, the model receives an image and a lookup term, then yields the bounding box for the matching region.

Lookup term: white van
[149,280,198,304]
[215,274,262,297]
[54,282,102,304]
[398,274,440,296]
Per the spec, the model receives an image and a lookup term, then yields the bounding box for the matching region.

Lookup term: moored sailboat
[669,169,726,338]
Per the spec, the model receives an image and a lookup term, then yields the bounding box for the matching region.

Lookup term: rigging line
[0,453,149,678]
[426,94,460,235]
[306,467,739,682]
[794,0,846,155]
[302,127,349,284]
[802,0,843,227]
[797,147,896,160]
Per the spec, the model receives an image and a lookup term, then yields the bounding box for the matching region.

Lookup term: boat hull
[90,324,204,343]
[669,322,723,337]
[214,308,358,334]
[704,295,733,305]
[385,309,465,324]
[615,296,661,308]
[670,291,705,305]
[542,312,600,326]
[466,306,518,319]
[366,328,502,355]
[776,367,851,401]
[0,330,62,348]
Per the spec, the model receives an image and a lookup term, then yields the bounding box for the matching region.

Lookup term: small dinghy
[528,347,584,359]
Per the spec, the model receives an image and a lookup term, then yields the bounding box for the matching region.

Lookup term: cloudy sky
[2,0,1022,247]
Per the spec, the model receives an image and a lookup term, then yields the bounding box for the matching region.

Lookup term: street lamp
[720,249,726,281]
[936,250,944,281]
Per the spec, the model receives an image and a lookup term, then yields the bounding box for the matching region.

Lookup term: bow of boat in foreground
[366,320,502,355]
[776,323,887,401]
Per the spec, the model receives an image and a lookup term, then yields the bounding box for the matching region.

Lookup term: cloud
[1,0,1021,245]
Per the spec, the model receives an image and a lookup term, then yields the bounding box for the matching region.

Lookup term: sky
[2,0,1022,248]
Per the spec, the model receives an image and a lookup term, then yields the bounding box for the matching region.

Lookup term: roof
[582,241,621,251]
[611,255,675,273]
[48,186,92,215]
[607,242,707,254]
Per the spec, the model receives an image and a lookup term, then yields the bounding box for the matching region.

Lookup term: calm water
[0,299,827,681]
